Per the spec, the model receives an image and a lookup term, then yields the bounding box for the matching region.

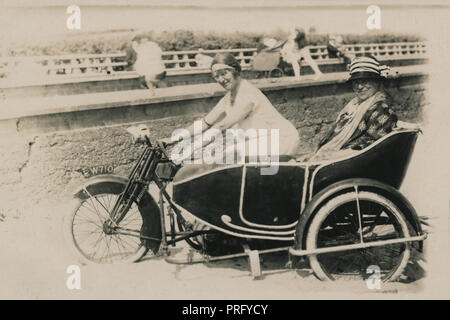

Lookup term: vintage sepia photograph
[0,0,449,302]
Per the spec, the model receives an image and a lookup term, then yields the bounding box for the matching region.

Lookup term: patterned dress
[318,93,398,151]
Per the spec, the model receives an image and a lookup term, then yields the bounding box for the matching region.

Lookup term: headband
[211,63,234,73]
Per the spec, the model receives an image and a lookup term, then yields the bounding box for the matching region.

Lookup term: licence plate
[79,165,115,178]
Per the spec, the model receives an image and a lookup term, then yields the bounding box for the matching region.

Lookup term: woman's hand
[159,136,180,147]
[214,104,253,131]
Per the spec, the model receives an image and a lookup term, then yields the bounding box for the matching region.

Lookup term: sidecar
[171,129,426,281]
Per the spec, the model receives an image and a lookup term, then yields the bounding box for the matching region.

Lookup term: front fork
[158,184,169,255]
[103,181,148,234]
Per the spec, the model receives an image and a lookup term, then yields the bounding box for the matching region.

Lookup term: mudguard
[72,174,162,253]
[293,178,424,251]
[73,175,129,200]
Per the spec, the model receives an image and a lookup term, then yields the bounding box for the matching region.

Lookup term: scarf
[317,90,387,154]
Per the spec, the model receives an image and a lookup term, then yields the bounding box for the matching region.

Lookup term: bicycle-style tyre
[306,190,411,282]
[269,68,284,81]
[64,182,149,264]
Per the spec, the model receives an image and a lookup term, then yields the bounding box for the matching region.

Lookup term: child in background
[132,35,167,90]
[281,28,322,80]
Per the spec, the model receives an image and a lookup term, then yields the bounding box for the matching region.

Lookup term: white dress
[204,80,300,158]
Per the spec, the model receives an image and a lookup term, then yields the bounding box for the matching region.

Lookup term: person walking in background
[281,28,323,80]
[131,35,167,90]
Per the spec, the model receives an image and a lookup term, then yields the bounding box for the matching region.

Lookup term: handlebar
[127,125,184,160]
[139,138,180,160]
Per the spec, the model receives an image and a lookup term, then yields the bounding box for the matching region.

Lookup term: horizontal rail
[0,53,126,62]
[289,233,427,257]
[163,47,257,55]
[47,62,128,70]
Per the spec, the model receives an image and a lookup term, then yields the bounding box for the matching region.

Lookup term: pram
[251,40,286,80]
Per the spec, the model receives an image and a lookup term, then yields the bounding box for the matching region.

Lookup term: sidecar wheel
[64,189,149,264]
[306,190,411,282]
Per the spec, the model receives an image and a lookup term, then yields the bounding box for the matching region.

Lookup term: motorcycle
[64,126,426,281]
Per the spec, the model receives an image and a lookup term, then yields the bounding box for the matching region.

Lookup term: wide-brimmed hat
[263,38,278,49]
[348,55,390,82]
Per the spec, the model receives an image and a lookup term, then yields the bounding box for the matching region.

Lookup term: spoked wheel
[65,190,149,264]
[252,70,266,79]
[269,68,284,81]
[306,189,411,282]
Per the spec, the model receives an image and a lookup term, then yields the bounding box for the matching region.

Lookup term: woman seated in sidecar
[307,55,414,162]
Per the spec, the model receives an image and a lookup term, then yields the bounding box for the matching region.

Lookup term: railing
[308,42,428,62]
[163,42,428,72]
[162,48,256,72]
[0,53,127,79]
[0,42,427,79]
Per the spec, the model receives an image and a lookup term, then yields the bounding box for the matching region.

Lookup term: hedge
[2,29,425,57]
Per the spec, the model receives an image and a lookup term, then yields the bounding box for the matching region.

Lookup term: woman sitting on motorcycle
[136,53,301,162]
[198,53,300,160]
[135,53,301,261]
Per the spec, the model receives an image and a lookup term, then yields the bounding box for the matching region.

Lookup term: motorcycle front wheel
[64,184,149,264]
